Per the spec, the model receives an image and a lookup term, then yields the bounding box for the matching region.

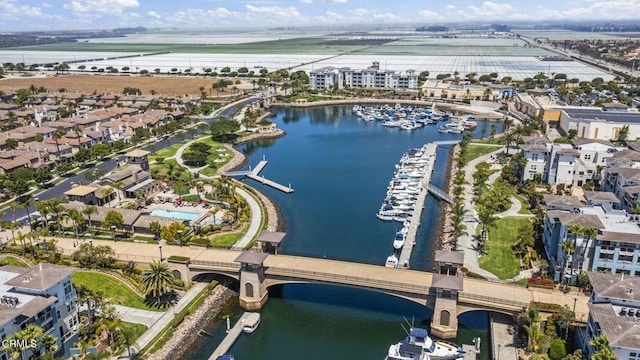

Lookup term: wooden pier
[209,312,257,359]
[398,143,437,268]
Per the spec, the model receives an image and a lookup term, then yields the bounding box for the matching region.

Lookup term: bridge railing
[266,266,431,294]
[190,259,240,270]
[458,292,528,309]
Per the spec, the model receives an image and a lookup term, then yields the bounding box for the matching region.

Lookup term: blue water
[149,209,200,221]
[187,105,500,360]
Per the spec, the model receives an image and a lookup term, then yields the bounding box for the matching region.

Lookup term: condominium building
[582,272,640,359]
[0,263,79,359]
[309,62,418,90]
[542,197,640,281]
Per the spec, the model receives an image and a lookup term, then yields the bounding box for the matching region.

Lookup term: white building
[0,263,79,359]
[583,272,640,359]
[558,107,640,141]
[309,62,418,90]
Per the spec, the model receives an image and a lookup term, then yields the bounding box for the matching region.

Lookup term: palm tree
[560,240,575,284]
[68,208,84,239]
[477,207,498,253]
[40,333,59,356]
[589,336,618,360]
[83,205,97,231]
[52,127,66,162]
[140,260,174,304]
[113,181,124,203]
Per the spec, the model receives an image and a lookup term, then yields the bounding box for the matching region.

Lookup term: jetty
[225,157,293,194]
[398,143,437,267]
[209,312,260,359]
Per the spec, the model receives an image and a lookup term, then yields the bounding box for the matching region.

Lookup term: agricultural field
[512,30,640,40]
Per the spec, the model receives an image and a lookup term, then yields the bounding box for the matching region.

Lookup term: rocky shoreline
[144,284,237,360]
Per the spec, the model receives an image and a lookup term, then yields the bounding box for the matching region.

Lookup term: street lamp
[158,240,165,261]
[573,295,579,314]
[497,344,501,360]
[177,229,183,247]
[89,239,93,248]
[111,225,116,241]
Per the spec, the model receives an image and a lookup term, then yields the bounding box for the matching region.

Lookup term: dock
[398,143,437,268]
[226,159,294,194]
[462,344,480,360]
[209,312,259,359]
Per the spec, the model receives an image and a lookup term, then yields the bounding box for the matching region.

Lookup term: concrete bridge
[166,249,589,339]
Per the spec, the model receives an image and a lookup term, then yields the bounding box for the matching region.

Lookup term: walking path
[113,305,164,327]
[130,282,208,357]
[230,187,262,250]
[458,147,506,280]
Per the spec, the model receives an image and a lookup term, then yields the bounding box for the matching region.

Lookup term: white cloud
[418,10,439,18]
[326,0,347,3]
[64,0,139,15]
[468,1,514,18]
[0,0,52,18]
[42,2,52,8]
[300,0,313,3]
[147,10,161,19]
[446,4,456,10]
[245,4,302,19]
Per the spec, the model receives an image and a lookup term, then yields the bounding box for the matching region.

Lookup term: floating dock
[209,312,259,359]
[226,159,294,193]
[398,143,437,268]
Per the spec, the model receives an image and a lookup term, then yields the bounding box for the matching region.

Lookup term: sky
[1,0,640,32]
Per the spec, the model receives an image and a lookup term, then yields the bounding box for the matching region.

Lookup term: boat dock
[226,159,294,194]
[398,143,437,268]
[462,344,480,360]
[490,313,517,360]
[209,312,259,359]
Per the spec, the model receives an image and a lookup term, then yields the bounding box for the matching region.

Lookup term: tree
[74,147,93,163]
[149,221,162,239]
[91,143,111,159]
[617,124,630,143]
[160,222,188,245]
[560,240,575,283]
[140,260,174,302]
[103,210,124,232]
[549,338,566,360]
[2,324,42,359]
[52,126,66,161]
[34,169,53,188]
[5,138,17,149]
[589,336,618,360]
[83,205,97,230]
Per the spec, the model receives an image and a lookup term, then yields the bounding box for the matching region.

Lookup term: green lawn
[471,136,504,145]
[172,186,191,196]
[182,137,232,176]
[210,225,247,248]
[478,217,531,280]
[71,271,158,311]
[149,143,182,161]
[0,257,30,267]
[515,194,532,215]
[150,159,192,182]
[464,145,501,163]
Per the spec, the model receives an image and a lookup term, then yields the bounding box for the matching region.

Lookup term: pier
[398,143,437,267]
[209,312,258,359]
[426,183,453,204]
[225,158,294,193]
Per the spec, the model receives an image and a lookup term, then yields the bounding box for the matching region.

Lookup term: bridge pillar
[167,260,192,287]
[235,251,270,311]
[430,274,463,339]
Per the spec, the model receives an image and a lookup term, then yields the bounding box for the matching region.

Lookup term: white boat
[408,327,464,360]
[241,312,261,334]
[385,254,399,268]
[393,231,405,249]
[382,120,399,127]
[386,342,428,360]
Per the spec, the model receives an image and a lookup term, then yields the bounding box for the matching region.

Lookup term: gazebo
[256,231,287,254]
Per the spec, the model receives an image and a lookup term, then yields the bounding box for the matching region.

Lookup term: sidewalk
[113,305,163,327]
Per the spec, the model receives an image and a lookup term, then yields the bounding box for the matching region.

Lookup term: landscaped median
[71,271,158,311]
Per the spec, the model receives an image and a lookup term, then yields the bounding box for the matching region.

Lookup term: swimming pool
[150,209,200,221]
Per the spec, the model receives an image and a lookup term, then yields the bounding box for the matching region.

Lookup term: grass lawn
[464,145,501,163]
[149,143,182,161]
[150,159,192,182]
[71,271,158,311]
[172,186,191,196]
[472,136,504,145]
[210,225,247,248]
[182,194,201,203]
[515,194,532,215]
[0,256,30,267]
[478,217,531,280]
[183,137,232,177]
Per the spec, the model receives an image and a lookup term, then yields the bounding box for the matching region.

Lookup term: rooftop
[4,263,76,292]
[256,231,287,245]
[125,149,150,158]
[64,185,99,197]
[234,251,269,265]
[563,108,640,124]
[434,250,464,265]
[430,274,463,291]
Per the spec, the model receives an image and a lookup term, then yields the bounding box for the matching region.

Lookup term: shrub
[548,339,566,360]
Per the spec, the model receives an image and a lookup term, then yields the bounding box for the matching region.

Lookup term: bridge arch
[457,307,520,318]
[264,279,433,310]
[190,270,240,284]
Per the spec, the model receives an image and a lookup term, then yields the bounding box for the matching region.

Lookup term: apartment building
[0,263,79,359]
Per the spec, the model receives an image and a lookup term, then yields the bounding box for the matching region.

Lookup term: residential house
[582,272,640,359]
[64,184,116,206]
[309,62,419,90]
[0,263,79,359]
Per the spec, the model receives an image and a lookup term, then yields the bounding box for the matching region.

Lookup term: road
[2,96,258,223]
